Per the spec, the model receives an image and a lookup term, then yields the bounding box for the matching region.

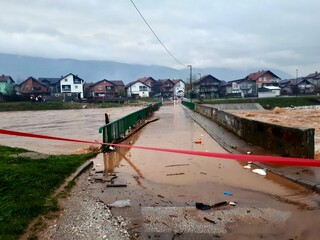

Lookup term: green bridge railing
[99,102,162,145]
[181,100,195,110]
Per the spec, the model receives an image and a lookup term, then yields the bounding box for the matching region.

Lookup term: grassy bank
[0,145,97,240]
[198,95,320,109]
[0,101,124,112]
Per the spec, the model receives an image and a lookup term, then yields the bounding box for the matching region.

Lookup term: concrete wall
[195,104,315,159]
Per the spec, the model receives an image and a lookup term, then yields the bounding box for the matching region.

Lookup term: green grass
[0,101,124,111]
[198,95,320,109]
[0,145,97,240]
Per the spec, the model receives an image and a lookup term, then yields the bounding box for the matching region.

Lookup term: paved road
[92,102,320,239]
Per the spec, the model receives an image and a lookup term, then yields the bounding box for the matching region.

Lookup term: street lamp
[187,65,192,100]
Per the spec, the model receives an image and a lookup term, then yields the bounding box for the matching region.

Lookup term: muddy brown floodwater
[226,107,320,159]
[0,106,143,154]
[91,103,320,239]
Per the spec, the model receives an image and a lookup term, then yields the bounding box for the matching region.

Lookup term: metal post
[187,65,192,101]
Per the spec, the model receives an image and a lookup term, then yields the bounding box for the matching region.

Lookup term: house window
[75,85,78,89]
[62,85,71,91]
[64,79,68,82]
[106,86,112,90]
[139,86,147,91]
[98,86,102,90]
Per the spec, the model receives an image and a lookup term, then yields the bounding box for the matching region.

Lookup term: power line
[130,0,186,67]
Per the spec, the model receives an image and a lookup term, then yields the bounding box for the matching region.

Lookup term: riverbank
[0,145,98,240]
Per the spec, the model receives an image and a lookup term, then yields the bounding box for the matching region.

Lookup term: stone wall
[195,104,315,159]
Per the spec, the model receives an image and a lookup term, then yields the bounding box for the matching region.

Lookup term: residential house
[18,77,48,96]
[280,78,314,95]
[38,77,60,94]
[59,73,85,99]
[85,79,125,99]
[223,79,242,97]
[110,80,125,96]
[247,70,281,89]
[125,80,151,98]
[304,71,320,93]
[224,78,257,97]
[172,79,185,98]
[157,79,175,98]
[138,77,159,96]
[193,74,223,98]
[0,74,15,95]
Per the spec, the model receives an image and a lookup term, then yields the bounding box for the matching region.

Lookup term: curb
[53,160,94,197]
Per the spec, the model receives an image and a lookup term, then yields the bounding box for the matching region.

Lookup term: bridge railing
[181,100,195,110]
[99,102,162,145]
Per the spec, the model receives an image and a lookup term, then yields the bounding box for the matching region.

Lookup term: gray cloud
[0,0,319,76]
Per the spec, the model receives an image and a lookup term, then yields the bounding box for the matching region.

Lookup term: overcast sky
[1,0,319,76]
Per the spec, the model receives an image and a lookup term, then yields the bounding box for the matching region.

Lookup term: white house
[59,73,85,98]
[125,80,151,98]
[258,86,281,98]
[172,79,185,97]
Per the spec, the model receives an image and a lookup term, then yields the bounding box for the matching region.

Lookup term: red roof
[247,70,279,80]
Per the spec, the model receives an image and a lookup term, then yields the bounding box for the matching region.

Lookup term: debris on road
[166,173,185,176]
[193,139,202,144]
[196,201,235,211]
[107,184,128,188]
[204,217,216,224]
[196,202,212,210]
[252,168,267,176]
[244,163,252,169]
[109,199,131,208]
[165,164,189,168]
[223,191,233,196]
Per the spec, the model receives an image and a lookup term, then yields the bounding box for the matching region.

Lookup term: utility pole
[187,65,192,101]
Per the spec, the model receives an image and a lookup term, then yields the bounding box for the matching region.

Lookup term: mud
[91,103,320,239]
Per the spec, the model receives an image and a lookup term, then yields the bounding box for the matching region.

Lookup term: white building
[125,80,151,98]
[172,79,185,97]
[59,73,85,98]
[258,86,281,98]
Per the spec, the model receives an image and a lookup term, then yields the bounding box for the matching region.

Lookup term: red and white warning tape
[0,129,319,167]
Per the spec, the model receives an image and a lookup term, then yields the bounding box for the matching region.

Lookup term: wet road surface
[92,103,320,239]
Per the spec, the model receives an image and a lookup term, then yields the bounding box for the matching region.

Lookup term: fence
[99,102,162,145]
[181,100,195,110]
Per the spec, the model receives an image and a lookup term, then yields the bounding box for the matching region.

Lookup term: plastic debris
[196,202,212,210]
[109,199,131,208]
[193,139,202,144]
[244,163,252,169]
[228,201,237,206]
[223,191,233,196]
[252,168,266,176]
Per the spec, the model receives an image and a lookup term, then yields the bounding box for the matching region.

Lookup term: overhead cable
[130,0,187,67]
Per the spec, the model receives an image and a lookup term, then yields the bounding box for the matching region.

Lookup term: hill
[0,53,292,84]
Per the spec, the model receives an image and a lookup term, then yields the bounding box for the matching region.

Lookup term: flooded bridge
[1,102,320,239]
